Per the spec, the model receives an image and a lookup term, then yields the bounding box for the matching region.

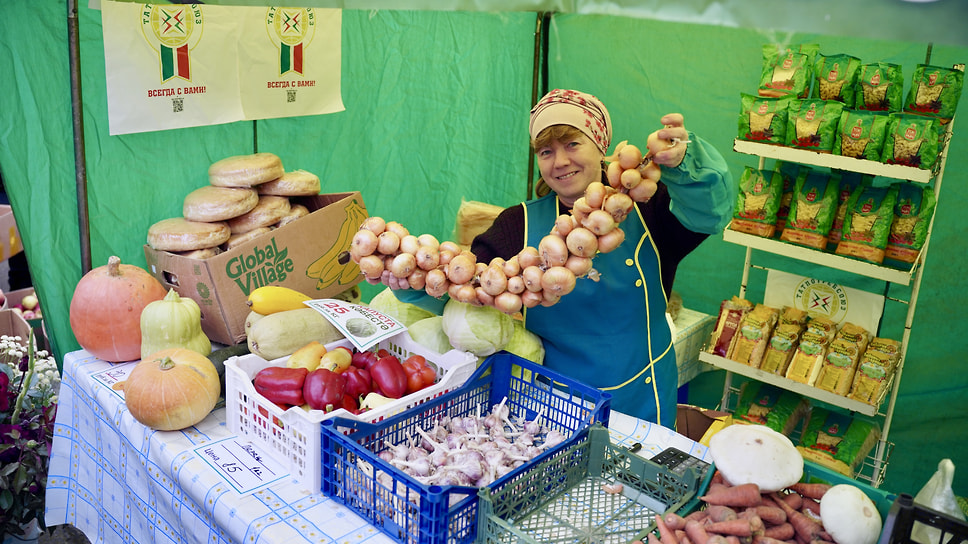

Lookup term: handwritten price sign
[194,438,287,494]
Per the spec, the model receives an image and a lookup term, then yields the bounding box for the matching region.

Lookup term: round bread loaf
[276,204,310,227]
[148,218,231,252]
[227,195,291,234]
[209,152,284,187]
[224,226,272,250]
[257,170,321,196]
[183,186,259,222]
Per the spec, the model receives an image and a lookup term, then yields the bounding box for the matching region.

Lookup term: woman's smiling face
[535,131,604,207]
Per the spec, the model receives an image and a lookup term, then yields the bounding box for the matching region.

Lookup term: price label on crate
[194,437,287,494]
[305,299,406,351]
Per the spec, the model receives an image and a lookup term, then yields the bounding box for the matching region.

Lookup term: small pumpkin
[140,288,212,359]
[122,348,220,431]
[69,255,168,362]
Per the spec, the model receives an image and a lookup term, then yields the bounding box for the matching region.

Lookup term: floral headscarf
[529,89,612,155]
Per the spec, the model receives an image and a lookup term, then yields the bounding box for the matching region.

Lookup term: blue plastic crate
[319,351,612,544]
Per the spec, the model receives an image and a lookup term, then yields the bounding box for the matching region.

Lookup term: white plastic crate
[224,331,477,491]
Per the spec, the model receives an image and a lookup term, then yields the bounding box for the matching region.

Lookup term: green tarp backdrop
[1,0,965,497]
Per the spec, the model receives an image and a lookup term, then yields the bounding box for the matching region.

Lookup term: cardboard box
[0,205,24,262]
[676,404,733,447]
[0,308,32,343]
[144,192,367,345]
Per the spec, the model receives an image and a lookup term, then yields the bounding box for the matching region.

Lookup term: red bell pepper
[401,355,436,394]
[342,366,372,400]
[340,393,360,414]
[303,368,346,412]
[253,366,308,407]
[351,349,378,369]
[368,353,408,399]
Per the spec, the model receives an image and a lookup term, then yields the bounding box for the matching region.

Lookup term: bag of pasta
[786,99,844,152]
[881,112,940,170]
[739,93,793,145]
[774,161,800,238]
[833,109,889,160]
[826,171,866,250]
[780,168,840,250]
[885,182,937,267]
[835,181,899,264]
[731,167,784,238]
[855,62,905,112]
[904,64,964,125]
[758,43,820,99]
[814,53,862,107]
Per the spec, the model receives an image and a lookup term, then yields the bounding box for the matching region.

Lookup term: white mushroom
[820,484,883,544]
[708,424,803,492]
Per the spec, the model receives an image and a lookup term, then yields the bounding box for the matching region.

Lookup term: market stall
[2,0,968,539]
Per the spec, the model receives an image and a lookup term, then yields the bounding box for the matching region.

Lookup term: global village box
[144,192,367,346]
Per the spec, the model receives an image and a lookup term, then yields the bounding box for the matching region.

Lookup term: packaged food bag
[780,169,840,250]
[797,407,881,478]
[739,94,793,145]
[786,99,844,152]
[856,62,905,112]
[904,64,965,125]
[760,312,805,377]
[881,112,940,170]
[885,183,937,267]
[848,337,901,406]
[733,382,810,436]
[774,162,800,238]
[758,43,820,99]
[731,167,784,238]
[833,109,889,160]
[785,316,837,385]
[835,181,900,264]
[813,53,862,107]
[708,297,754,358]
[826,171,865,250]
[728,304,780,368]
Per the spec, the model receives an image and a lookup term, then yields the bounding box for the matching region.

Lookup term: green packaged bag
[881,112,939,170]
[856,62,905,112]
[835,181,899,264]
[904,64,964,124]
[833,109,889,160]
[780,168,840,249]
[739,93,792,145]
[732,166,785,238]
[814,53,862,107]
[885,183,937,267]
[786,99,844,152]
[759,43,820,99]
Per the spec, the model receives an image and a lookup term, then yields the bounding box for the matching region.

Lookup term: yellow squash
[246,285,312,315]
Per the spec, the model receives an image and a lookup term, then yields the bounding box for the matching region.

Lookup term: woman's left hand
[646,113,689,168]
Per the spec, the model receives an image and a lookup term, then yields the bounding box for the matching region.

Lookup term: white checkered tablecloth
[45,350,709,544]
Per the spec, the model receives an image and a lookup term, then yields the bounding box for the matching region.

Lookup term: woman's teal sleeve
[394,288,447,315]
[660,132,736,234]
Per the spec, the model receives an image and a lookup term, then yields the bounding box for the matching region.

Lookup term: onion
[572,197,594,218]
[506,275,526,294]
[603,192,634,223]
[480,264,509,296]
[638,160,662,182]
[438,249,457,266]
[566,227,599,258]
[408,268,428,290]
[452,283,479,305]
[522,266,544,293]
[520,290,543,308]
[502,255,521,277]
[597,227,626,253]
[618,143,643,169]
[584,181,607,209]
[493,291,523,315]
[606,161,624,189]
[415,245,440,271]
[565,254,594,277]
[389,252,417,277]
[350,229,379,260]
[620,168,643,190]
[425,269,449,298]
[417,233,440,248]
[582,209,617,236]
[629,179,658,202]
[399,234,420,255]
[475,287,495,307]
[439,240,462,254]
[539,234,569,268]
[377,231,401,254]
[360,216,386,235]
[554,214,576,237]
[384,220,410,238]
[358,254,385,279]
[447,253,477,284]
[540,266,576,296]
[517,247,541,269]
[541,290,561,307]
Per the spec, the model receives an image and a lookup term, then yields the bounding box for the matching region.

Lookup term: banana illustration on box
[306,199,368,290]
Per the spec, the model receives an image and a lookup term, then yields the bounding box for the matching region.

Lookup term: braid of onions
[348,141,659,315]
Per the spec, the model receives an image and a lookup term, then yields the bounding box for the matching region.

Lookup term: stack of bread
[146,153,321,258]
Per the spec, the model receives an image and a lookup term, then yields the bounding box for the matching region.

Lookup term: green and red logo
[141,4,204,83]
[266,7,316,76]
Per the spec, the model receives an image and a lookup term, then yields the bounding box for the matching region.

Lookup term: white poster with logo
[763,269,884,332]
[239,8,344,120]
[101,2,343,136]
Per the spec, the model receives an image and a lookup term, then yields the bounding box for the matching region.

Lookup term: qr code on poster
[172,98,184,113]
[287,90,296,103]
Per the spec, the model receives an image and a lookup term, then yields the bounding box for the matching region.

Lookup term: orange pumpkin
[122,348,220,431]
[69,255,167,362]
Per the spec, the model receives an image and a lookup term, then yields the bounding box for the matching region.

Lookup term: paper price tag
[91,362,137,399]
[304,299,406,351]
[195,437,287,495]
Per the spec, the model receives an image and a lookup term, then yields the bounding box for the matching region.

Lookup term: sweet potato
[655,508,679,544]
[685,519,711,544]
[763,523,795,541]
[800,497,821,517]
[701,482,763,507]
[749,504,787,526]
[788,483,830,501]
[663,512,688,531]
[705,518,757,537]
[770,492,825,543]
[705,505,739,523]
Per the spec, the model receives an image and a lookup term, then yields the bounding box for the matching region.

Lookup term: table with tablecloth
[44,349,712,544]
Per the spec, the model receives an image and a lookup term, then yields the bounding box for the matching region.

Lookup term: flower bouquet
[0,329,60,540]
